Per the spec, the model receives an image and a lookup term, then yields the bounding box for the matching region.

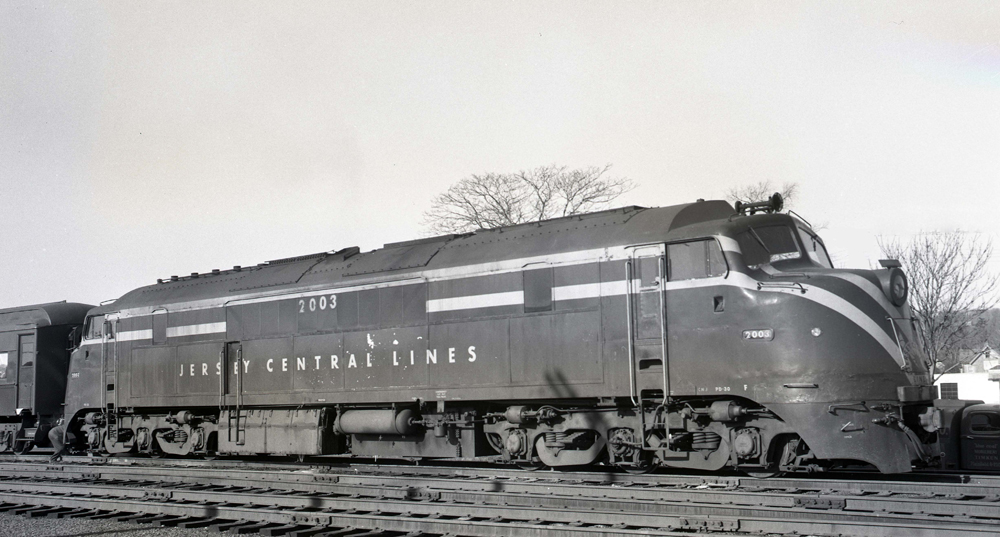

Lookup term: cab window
[797,227,833,268]
[85,316,104,340]
[736,225,800,267]
[969,412,1000,434]
[667,239,726,281]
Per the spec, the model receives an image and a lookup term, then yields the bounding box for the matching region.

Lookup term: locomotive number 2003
[742,328,773,340]
[299,295,337,314]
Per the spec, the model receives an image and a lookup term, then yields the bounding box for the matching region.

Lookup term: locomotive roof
[106,200,735,312]
[0,301,94,329]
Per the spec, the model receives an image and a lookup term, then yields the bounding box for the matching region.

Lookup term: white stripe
[167,322,227,338]
[111,238,727,317]
[427,272,903,366]
[725,272,905,367]
[112,323,227,343]
[753,266,906,366]
[825,272,902,319]
[426,291,523,313]
[117,329,152,342]
[81,338,102,347]
[113,245,634,317]
[552,283,602,301]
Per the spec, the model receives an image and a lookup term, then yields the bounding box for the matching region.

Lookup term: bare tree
[423,165,634,234]
[878,231,999,379]
[725,180,798,209]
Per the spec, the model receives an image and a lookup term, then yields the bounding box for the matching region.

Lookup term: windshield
[736,225,800,267]
[796,226,833,268]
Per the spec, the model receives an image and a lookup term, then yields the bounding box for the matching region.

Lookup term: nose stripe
[749,266,905,368]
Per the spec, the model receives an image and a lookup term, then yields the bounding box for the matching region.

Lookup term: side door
[222,341,245,445]
[627,244,667,402]
[16,333,36,411]
[223,341,243,401]
[101,315,119,414]
[0,332,17,414]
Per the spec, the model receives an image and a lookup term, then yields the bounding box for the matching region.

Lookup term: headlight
[884,267,908,307]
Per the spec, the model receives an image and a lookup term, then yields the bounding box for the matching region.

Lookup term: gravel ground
[0,511,225,536]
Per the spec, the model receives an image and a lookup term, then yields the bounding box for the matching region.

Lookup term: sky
[1,1,998,308]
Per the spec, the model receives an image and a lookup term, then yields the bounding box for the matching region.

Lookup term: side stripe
[825,272,901,320]
[105,323,227,343]
[427,291,523,313]
[167,322,227,338]
[428,272,905,368]
[111,238,735,317]
[117,329,153,342]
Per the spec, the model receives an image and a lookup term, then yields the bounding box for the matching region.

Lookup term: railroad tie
[259,524,309,536]
[206,518,247,532]
[229,521,283,534]
[175,517,220,529]
[285,527,332,537]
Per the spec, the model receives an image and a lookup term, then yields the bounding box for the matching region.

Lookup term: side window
[969,412,1000,434]
[523,266,553,313]
[0,352,10,383]
[86,316,104,340]
[152,310,167,345]
[632,247,664,340]
[19,335,34,367]
[637,256,661,289]
[380,286,403,326]
[667,239,726,281]
[402,283,428,325]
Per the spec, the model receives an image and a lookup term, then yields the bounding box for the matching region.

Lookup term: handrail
[624,261,639,407]
[236,346,244,445]
[218,348,225,410]
[885,316,909,371]
[658,256,670,404]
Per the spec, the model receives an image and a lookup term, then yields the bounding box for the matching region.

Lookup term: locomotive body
[0,302,92,453]
[58,200,976,473]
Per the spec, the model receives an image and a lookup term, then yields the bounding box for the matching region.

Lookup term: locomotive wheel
[744,469,783,479]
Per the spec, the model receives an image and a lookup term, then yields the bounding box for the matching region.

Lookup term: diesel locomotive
[10,197,1000,473]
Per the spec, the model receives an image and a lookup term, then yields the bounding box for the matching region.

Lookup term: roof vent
[170,275,179,281]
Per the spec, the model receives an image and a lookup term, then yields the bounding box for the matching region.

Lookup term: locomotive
[12,196,1000,473]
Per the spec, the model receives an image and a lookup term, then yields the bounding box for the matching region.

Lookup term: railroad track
[0,457,998,536]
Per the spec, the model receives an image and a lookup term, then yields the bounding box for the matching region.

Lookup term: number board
[742,328,774,341]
